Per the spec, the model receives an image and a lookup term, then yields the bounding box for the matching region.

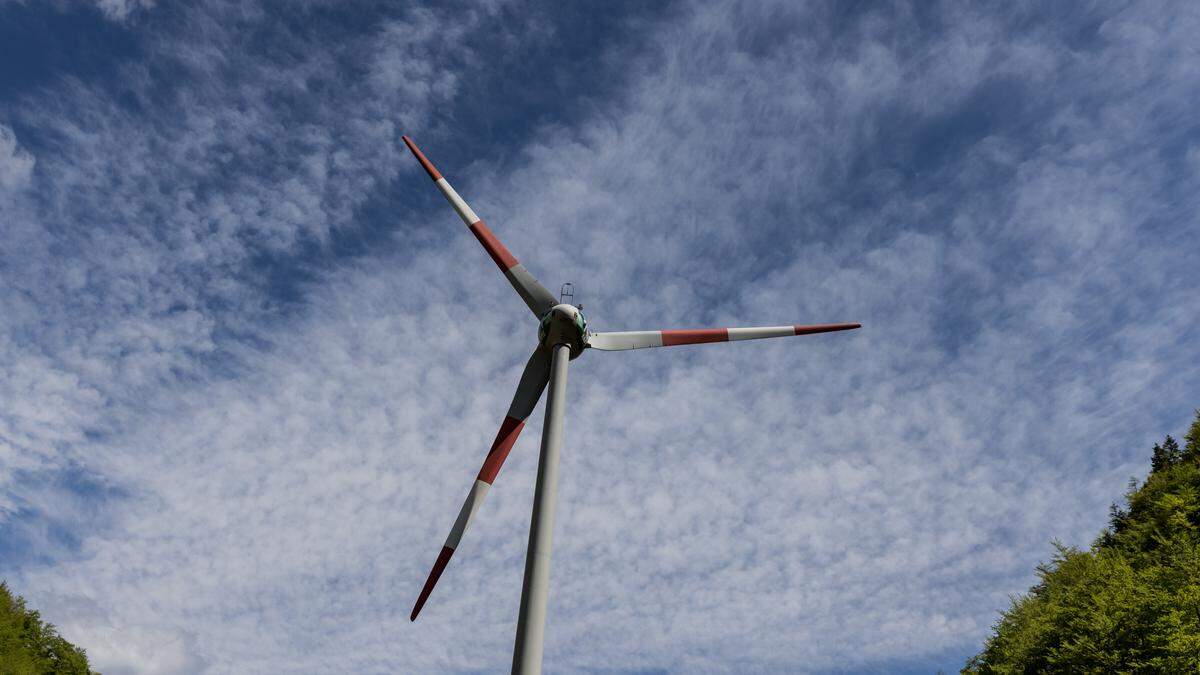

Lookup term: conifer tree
[1150,441,1169,473]
[1161,435,1181,466]
[1184,409,1200,464]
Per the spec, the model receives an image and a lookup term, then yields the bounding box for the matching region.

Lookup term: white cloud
[0,123,34,191]
[91,0,154,21]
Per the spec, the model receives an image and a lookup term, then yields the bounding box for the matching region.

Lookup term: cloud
[0,123,34,190]
[91,0,154,21]
[0,0,473,525]
[3,1,1200,673]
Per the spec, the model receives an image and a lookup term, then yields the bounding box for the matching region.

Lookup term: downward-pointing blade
[411,346,551,621]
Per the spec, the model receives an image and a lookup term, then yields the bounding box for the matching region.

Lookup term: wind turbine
[403,135,860,674]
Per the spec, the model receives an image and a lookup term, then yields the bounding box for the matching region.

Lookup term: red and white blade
[402,135,557,318]
[586,323,861,351]
[411,347,551,621]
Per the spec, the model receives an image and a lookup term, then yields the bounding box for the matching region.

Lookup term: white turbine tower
[403,136,860,674]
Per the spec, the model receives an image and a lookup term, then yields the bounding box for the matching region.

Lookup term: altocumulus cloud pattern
[1,2,1198,673]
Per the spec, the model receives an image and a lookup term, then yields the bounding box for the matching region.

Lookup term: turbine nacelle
[538,303,587,358]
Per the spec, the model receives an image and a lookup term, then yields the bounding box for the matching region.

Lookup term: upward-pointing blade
[401,135,558,319]
[411,346,552,621]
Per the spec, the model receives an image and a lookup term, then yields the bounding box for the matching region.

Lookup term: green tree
[1151,442,1169,474]
[0,582,96,675]
[1184,410,1200,464]
[964,409,1200,673]
[1152,436,1182,473]
[1163,436,1182,466]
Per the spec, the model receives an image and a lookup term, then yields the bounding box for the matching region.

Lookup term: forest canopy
[964,410,1200,672]
[0,582,95,675]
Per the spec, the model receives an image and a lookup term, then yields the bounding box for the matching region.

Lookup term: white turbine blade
[411,346,551,621]
[587,323,861,351]
[402,135,558,318]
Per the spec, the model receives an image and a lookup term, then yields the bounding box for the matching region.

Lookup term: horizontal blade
[411,346,551,621]
[587,322,861,351]
[402,135,558,318]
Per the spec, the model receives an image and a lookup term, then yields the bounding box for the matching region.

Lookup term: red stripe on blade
[401,135,442,181]
[793,323,862,335]
[661,328,729,346]
[477,416,525,484]
[469,220,520,270]
[411,545,455,621]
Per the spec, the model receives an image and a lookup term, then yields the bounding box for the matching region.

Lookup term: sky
[1,0,1199,672]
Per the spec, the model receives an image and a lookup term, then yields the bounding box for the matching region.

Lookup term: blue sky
[2,1,1199,672]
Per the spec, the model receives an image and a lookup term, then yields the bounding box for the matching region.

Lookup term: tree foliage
[0,582,95,675]
[964,410,1200,673]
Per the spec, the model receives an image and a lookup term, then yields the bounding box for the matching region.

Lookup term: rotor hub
[538,304,587,358]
